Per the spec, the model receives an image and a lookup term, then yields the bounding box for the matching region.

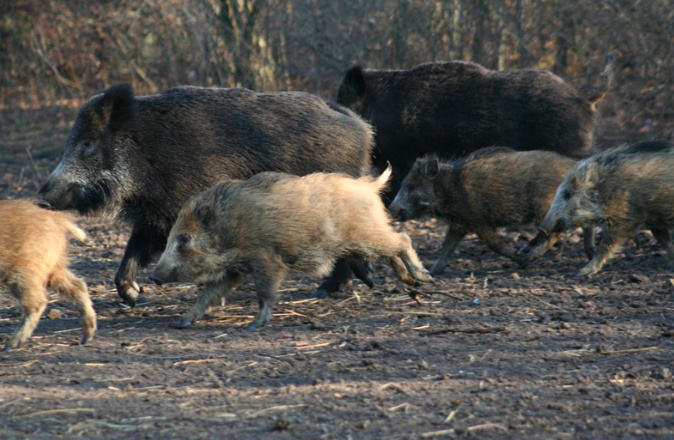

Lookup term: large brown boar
[0,200,96,350]
[337,52,620,201]
[36,83,374,307]
[521,140,674,276]
[150,167,431,330]
[388,148,595,275]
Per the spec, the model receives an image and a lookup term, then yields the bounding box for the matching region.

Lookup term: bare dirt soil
[0,108,672,439]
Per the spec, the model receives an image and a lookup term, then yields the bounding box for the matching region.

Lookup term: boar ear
[422,158,440,179]
[343,66,367,98]
[96,83,138,132]
[194,203,215,228]
[579,161,599,186]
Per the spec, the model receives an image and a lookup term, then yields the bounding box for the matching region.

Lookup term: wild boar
[150,167,432,330]
[0,200,96,350]
[388,148,595,274]
[37,83,374,307]
[337,52,620,200]
[521,139,674,276]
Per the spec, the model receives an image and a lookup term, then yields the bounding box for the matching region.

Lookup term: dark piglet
[37,83,374,306]
[337,52,620,201]
[524,140,674,276]
[151,167,431,330]
[389,148,595,274]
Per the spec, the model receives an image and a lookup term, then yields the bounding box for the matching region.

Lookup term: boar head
[388,156,440,221]
[37,83,138,216]
[538,159,604,235]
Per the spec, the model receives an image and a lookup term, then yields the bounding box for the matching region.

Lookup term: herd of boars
[4,50,671,350]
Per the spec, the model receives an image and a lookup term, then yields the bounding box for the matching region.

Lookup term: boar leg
[650,227,674,270]
[247,269,285,331]
[5,282,48,350]
[392,233,433,284]
[312,258,355,298]
[477,228,525,265]
[115,225,167,307]
[577,225,631,276]
[51,267,97,345]
[176,274,242,328]
[430,227,466,275]
[582,226,596,260]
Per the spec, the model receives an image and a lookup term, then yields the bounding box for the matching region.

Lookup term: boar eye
[80,140,96,158]
[176,234,189,249]
[562,189,573,201]
[407,184,416,192]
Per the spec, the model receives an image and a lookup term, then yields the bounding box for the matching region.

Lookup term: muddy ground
[0,107,672,439]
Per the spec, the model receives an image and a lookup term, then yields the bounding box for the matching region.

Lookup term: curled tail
[65,221,90,245]
[582,50,622,104]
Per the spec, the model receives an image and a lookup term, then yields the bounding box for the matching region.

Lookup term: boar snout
[148,273,164,286]
[150,265,179,285]
[388,203,409,221]
[37,178,75,210]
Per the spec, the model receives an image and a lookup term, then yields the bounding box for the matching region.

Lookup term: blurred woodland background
[1,0,674,145]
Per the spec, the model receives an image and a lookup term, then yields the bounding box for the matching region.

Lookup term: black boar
[150,167,432,330]
[522,140,674,276]
[388,148,595,274]
[337,52,620,200]
[0,200,96,350]
[37,83,374,307]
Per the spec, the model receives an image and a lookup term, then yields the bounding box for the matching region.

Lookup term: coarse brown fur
[0,200,96,350]
[151,167,431,330]
[532,140,674,276]
[389,148,595,274]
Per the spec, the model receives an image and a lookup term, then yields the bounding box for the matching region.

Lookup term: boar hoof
[117,280,141,307]
[174,318,193,329]
[244,322,264,331]
[429,265,446,276]
[79,335,94,345]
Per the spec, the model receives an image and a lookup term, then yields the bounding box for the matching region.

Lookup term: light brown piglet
[151,167,431,330]
[0,200,96,350]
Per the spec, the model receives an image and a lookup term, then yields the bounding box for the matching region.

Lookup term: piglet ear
[93,83,138,132]
[422,158,440,179]
[194,203,215,228]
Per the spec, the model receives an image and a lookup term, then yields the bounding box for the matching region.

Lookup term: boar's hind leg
[430,227,466,275]
[247,269,285,331]
[577,225,631,276]
[176,274,242,328]
[115,225,167,307]
[51,267,97,345]
[5,282,48,350]
[650,228,674,270]
[391,232,432,285]
[477,228,525,265]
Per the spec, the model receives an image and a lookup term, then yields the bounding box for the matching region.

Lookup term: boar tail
[582,50,621,104]
[374,164,393,193]
[65,221,90,245]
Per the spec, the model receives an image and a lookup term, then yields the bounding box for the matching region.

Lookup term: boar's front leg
[577,224,632,276]
[247,264,286,331]
[175,273,242,328]
[582,226,596,260]
[115,224,167,307]
[649,227,674,270]
[312,258,356,298]
[430,226,467,275]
